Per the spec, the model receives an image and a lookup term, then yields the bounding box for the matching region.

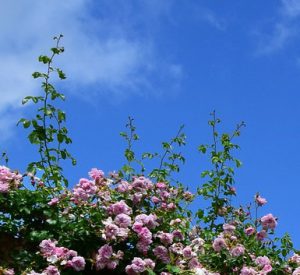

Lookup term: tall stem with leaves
[197,111,245,232]
[19,35,75,188]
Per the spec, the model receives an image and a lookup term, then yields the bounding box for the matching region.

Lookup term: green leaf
[198,144,207,154]
[56,69,66,79]
[235,159,242,168]
[125,149,134,162]
[38,55,51,64]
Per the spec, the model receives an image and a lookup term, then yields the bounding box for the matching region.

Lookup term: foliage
[0,37,299,275]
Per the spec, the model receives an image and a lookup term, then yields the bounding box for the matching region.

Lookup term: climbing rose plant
[0,37,299,275]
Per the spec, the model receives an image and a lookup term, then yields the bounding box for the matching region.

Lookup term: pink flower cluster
[72,178,98,203]
[240,256,272,274]
[95,244,123,270]
[0,166,22,193]
[39,239,85,272]
[125,257,155,274]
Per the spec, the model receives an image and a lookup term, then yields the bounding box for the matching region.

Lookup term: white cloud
[256,0,300,54]
[281,0,300,18]
[0,0,182,142]
[200,9,226,31]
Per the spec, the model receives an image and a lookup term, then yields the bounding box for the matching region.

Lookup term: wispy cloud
[0,0,182,142]
[256,0,300,55]
[199,9,227,31]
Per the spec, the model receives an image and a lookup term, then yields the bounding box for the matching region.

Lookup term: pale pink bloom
[255,256,271,267]
[156,182,167,189]
[230,235,237,241]
[183,191,194,200]
[0,166,22,185]
[169,242,184,254]
[153,245,170,263]
[161,202,167,209]
[135,214,159,229]
[95,245,121,270]
[72,187,88,201]
[125,257,154,274]
[261,214,277,230]
[212,237,227,252]
[39,239,57,257]
[136,227,153,253]
[0,182,9,193]
[172,230,184,240]
[160,190,171,200]
[151,196,160,203]
[88,168,104,180]
[107,200,132,215]
[289,253,300,264]
[170,218,181,225]
[71,256,86,271]
[116,180,132,193]
[98,244,113,259]
[133,193,143,204]
[231,244,245,257]
[255,194,267,206]
[182,246,196,258]
[240,267,258,275]
[132,222,144,233]
[103,223,119,240]
[245,226,256,236]
[157,232,173,246]
[144,258,155,269]
[78,178,97,194]
[191,238,205,254]
[43,265,60,275]
[3,269,15,275]
[125,258,145,274]
[256,230,267,241]
[167,203,176,210]
[262,264,272,273]
[53,246,68,258]
[188,258,201,269]
[293,267,300,275]
[132,176,153,191]
[223,223,236,234]
[114,213,132,228]
[48,197,59,206]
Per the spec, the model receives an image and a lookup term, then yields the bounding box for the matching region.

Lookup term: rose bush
[0,37,299,274]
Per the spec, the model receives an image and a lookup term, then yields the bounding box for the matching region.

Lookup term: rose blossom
[153,245,170,263]
[88,168,104,180]
[223,223,236,234]
[212,237,227,252]
[255,194,267,206]
[293,267,300,275]
[240,267,257,275]
[256,230,267,241]
[231,244,245,257]
[261,214,277,230]
[114,213,132,228]
[70,256,86,271]
[107,200,132,215]
[255,256,271,267]
[245,226,256,236]
[43,265,60,275]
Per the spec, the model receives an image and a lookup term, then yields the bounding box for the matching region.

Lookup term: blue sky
[1,0,300,247]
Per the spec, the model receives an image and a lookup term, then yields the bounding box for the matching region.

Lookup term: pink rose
[261,214,277,230]
[255,194,267,206]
